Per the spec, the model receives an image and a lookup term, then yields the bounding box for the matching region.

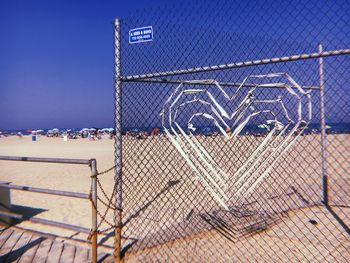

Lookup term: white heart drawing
[161,73,312,210]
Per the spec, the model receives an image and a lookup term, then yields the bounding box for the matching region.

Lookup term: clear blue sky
[1,0,349,130]
[0,0,166,130]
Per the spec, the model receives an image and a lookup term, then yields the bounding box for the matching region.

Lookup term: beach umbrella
[100,128,114,133]
[98,129,107,134]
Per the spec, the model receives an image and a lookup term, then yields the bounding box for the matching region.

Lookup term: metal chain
[96,165,116,177]
[88,165,120,240]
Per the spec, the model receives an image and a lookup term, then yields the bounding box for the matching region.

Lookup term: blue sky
[0,0,165,130]
[1,0,349,130]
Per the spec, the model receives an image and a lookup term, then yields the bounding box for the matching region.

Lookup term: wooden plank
[32,238,54,263]
[0,230,23,257]
[0,227,112,263]
[17,235,45,263]
[0,229,14,249]
[73,246,89,263]
[46,239,64,263]
[59,243,76,263]
[4,231,33,262]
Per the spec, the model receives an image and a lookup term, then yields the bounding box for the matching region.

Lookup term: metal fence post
[90,159,98,263]
[114,18,123,263]
[318,43,328,206]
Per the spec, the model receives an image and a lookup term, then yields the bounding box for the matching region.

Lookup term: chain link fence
[112,0,350,261]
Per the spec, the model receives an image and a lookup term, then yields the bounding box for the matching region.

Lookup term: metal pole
[122,77,320,90]
[318,44,328,205]
[0,182,89,199]
[90,159,98,263]
[122,48,350,80]
[114,18,123,263]
[0,156,91,165]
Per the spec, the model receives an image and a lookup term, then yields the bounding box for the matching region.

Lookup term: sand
[0,134,349,261]
[0,136,116,246]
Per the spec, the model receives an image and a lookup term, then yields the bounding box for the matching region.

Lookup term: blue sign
[129,26,153,44]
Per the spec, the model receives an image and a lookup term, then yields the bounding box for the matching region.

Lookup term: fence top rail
[121,48,350,81]
[0,156,93,165]
[122,77,320,90]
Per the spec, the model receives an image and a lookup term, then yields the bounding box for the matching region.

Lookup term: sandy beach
[0,136,116,247]
[0,134,349,261]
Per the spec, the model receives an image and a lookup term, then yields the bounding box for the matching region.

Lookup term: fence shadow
[200,206,286,243]
[0,204,46,227]
[0,236,46,262]
[324,203,350,236]
[122,179,181,227]
[11,205,46,219]
[99,180,181,252]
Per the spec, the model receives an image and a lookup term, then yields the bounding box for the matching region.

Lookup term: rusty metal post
[318,43,328,206]
[114,18,123,263]
[90,159,98,263]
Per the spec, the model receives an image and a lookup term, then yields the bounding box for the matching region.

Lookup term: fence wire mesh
[113,0,350,261]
